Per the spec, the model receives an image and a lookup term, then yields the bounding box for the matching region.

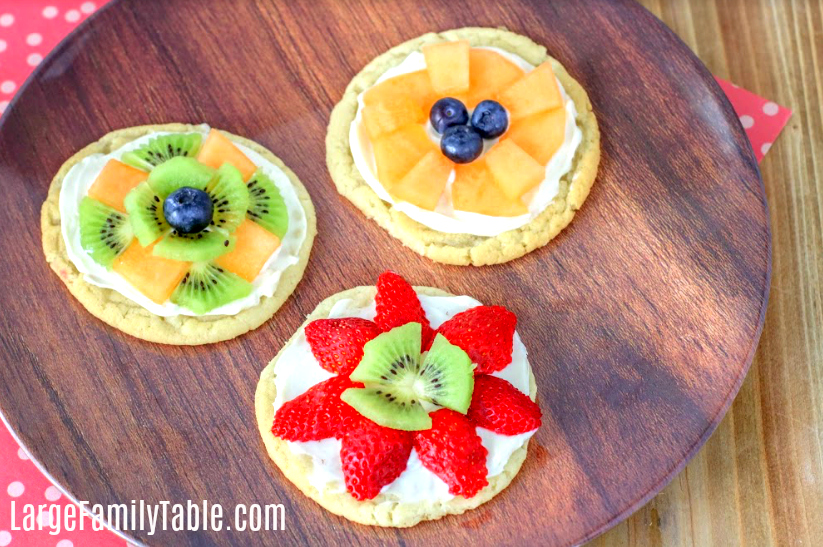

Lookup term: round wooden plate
[0,0,770,545]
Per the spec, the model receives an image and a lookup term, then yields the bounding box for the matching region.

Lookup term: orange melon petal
[196,129,257,181]
[484,140,545,200]
[372,124,435,188]
[363,70,437,111]
[362,95,425,140]
[452,159,528,217]
[422,40,470,96]
[389,150,452,211]
[87,159,148,213]
[496,62,563,121]
[214,219,281,282]
[113,241,191,304]
[506,108,567,165]
[465,49,525,109]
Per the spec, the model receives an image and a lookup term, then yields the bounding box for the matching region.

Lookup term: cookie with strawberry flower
[41,123,316,344]
[255,271,542,526]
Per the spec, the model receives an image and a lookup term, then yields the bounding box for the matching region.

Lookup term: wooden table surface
[594,1,822,545]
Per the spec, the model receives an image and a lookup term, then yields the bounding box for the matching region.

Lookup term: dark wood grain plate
[0,0,770,545]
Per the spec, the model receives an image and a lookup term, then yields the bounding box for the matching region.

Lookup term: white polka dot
[43,6,59,18]
[0,530,10,547]
[0,101,8,113]
[45,486,62,501]
[7,481,24,497]
[37,509,51,527]
[0,40,6,53]
[761,142,772,154]
[65,10,80,22]
[763,101,779,116]
[56,539,73,547]
[0,81,15,94]
[740,115,754,129]
[0,14,14,27]
[81,2,96,14]
[17,447,29,460]
[27,53,42,66]
[26,33,43,47]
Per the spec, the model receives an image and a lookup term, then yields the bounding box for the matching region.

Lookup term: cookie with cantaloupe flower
[41,123,315,345]
[327,27,600,265]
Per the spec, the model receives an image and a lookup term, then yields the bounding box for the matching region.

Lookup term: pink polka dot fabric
[0,0,793,544]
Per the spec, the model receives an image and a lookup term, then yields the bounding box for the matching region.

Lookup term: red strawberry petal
[375,271,434,346]
[468,375,542,435]
[305,318,382,375]
[414,409,488,498]
[272,376,362,442]
[436,306,516,374]
[341,418,413,500]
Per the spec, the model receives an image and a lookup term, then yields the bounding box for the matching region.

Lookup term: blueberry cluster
[430,98,508,164]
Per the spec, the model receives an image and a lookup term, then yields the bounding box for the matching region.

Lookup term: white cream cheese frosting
[59,124,308,317]
[272,293,537,503]
[349,46,583,237]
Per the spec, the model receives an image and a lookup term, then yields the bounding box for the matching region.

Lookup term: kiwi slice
[78,197,134,268]
[170,262,252,314]
[206,164,249,232]
[246,169,288,237]
[341,323,474,431]
[124,182,170,246]
[153,229,235,262]
[122,133,202,172]
[147,156,215,198]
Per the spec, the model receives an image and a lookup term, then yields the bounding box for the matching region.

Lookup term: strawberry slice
[414,409,488,498]
[341,417,414,500]
[375,271,434,346]
[468,375,542,435]
[435,306,516,373]
[305,318,382,375]
[272,376,362,442]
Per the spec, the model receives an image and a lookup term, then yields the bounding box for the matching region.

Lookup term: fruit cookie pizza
[41,123,316,345]
[327,27,600,266]
[256,271,542,527]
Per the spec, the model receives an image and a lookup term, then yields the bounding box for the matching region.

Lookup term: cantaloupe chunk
[87,159,148,213]
[465,49,525,108]
[423,40,470,96]
[389,150,452,211]
[484,140,545,200]
[197,129,257,181]
[372,124,434,188]
[506,108,567,165]
[214,219,280,282]
[496,62,563,121]
[362,95,425,139]
[113,241,191,304]
[363,70,437,111]
[452,160,528,217]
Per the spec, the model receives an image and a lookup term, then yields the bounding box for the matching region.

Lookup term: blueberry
[163,187,213,234]
[440,125,483,164]
[470,100,508,139]
[429,97,469,134]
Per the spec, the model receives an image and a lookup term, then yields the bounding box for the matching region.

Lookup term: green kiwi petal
[170,261,252,314]
[124,182,170,246]
[122,133,202,172]
[147,156,215,199]
[419,334,474,413]
[207,164,250,232]
[341,387,432,431]
[153,230,235,262]
[78,197,133,268]
[350,322,422,384]
[246,169,289,237]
